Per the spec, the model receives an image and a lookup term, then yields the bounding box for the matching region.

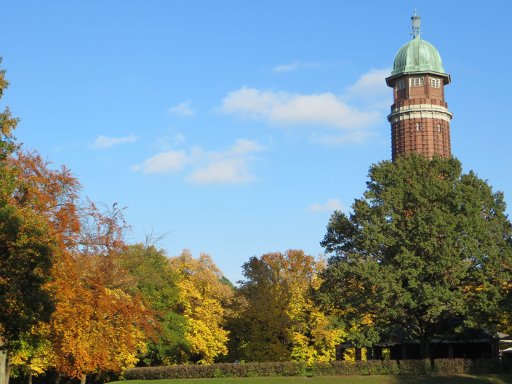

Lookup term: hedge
[122,358,511,380]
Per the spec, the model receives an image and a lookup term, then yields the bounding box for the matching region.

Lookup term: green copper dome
[391,35,446,76]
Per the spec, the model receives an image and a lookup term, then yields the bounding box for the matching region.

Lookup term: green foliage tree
[0,61,55,384]
[117,243,188,365]
[320,155,512,358]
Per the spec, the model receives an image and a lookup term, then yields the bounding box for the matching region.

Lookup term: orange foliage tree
[9,152,152,383]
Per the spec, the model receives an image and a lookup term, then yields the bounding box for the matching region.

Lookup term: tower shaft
[387,74,452,160]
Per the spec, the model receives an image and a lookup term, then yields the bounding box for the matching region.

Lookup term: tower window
[396,80,406,91]
[430,78,441,88]
[410,77,424,87]
[415,122,422,131]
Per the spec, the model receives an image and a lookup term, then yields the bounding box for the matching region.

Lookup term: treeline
[1,146,339,382]
[0,63,343,384]
[1,61,512,384]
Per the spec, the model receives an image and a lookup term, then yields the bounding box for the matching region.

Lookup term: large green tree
[320,155,512,358]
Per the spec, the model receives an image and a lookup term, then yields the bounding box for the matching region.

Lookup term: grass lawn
[108,374,512,384]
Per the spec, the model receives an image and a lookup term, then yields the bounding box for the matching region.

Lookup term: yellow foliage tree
[239,250,343,362]
[9,323,55,384]
[169,250,233,364]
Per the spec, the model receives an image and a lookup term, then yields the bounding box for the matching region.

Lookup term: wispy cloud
[131,150,189,173]
[307,199,343,213]
[220,68,391,145]
[168,100,195,116]
[133,139,267,185]
[273,61,300,73]
[344,68,392,110]
[346,68,391,100]
[93,134,139,149]
[272,60,322,73]
[220,88,379,129]
[186,157,256,184]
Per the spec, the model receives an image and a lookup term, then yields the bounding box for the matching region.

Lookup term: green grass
[108,374,512,384]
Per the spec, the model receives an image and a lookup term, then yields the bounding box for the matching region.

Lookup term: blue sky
[2,1,511,282]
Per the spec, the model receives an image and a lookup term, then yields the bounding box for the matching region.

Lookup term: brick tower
[385,13,452,161]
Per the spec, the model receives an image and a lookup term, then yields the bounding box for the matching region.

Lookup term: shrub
[467,358,502,374]
[398,359,432,375]
[433,358,469,374]
[122,357,508,380]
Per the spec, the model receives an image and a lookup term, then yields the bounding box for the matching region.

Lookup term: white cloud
[219,68,392,146]
[93,134,139,149]
[220,88,380,129]
[272,60,322,73]
[132,150,188,173]
[231,138,267,155]
[346,68,391,99]
[168,100,195,116]
[133,139,266,184]
[273,61,300,73]
[186,157,255,184]
[307,199,343,213]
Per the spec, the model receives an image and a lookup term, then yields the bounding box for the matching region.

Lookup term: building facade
[386,13,452,160]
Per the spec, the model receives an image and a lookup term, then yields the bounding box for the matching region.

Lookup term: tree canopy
[320,155,512,358]
[236,250,342,362]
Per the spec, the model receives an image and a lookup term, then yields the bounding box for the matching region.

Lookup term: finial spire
[411,10,421,39]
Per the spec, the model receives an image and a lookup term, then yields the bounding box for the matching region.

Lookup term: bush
[122,357,508,380]
[122,361,305,380]
[433,358,469,374]
[398,359,432,375]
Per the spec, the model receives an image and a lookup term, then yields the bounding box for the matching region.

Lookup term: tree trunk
[0,335,6,384]
[419,335,431,359]
[0,352,5,384]
[4,364,9,384]
[80,374,86,384]
[27,372,32,384]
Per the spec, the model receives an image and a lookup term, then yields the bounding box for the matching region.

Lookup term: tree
[7,152,152,382]
[0,60,152,383]
[320,155,512,358]
[0,62,55,384]
[169,250,233,364]
[117,244,187,365]
[8,323,54,384]
[237,250,342,362]
[49,205,152,384]
[50,254,149,384]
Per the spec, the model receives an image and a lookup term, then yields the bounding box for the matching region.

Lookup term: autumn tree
[8,152,151,383]
[49,204,151,384]
[320,155,512,358]
[50,255,148,384]
[237,250,343,363]
[8,323,54,384]
[0,59,153,384]
[169,250,233,364]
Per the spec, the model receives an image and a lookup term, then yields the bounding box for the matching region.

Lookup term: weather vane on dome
[411,10,421,39]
